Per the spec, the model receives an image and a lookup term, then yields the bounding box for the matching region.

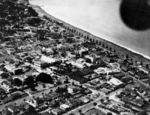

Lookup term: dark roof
[40,112,54,115]
[137,110,148,115]
[114,72,125,78]
[84,108,106,115]
[48,93,60,99]
[52,108,64,114]
[68,71,89,83]
[1,109,12,115]
[137,71,150,80]
[7,104,19,113]
[121,66,128,72]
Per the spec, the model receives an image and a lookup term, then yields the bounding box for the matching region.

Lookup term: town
[0,0,150,115]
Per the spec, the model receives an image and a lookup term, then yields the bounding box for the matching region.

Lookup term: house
[84,108,106,115]
[40,111,54,115]
[78,47,89,57]
[138,66,149,75]
[107,78,123,86]
[67,85,78,94]
[33,60,42,72]
[79,97,90,104]
[4,64,16,73]
[68,71,89,85]
[85,55,96,63]
[60,104,70,111]
[19,102,34,114]
[128,70,135,76]
[121,66,128,72]
[51,108,64,115]
[7,104,19,114]
[26,99,38,108]
[1,80,14,93]
[114,72,125,79]
[1,108,12,115]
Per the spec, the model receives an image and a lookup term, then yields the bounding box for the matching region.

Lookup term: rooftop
[84,108,106,115]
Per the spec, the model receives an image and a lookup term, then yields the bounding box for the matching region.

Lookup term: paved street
[65,96,102,115]
[0,83,69,111]
[122,71,150,89]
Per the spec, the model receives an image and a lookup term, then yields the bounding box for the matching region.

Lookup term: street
[0,83,69,111]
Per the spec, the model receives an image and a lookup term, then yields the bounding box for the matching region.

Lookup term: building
[78,47,89,57]
[1,108,12,115]
[69,73,89,85]
[1,80,14,93]
[60,104,70,111]
[67,85,78,94]
[41,55,57,63]
[51,108,64,115]
[107,78,123,86]
[79,97,90,104]
[33,60,42,72]
[4,64,16,73]
[7,104,19,114]
[138,66,149,75]
[84,108,106,115]
[85,55,96,63]
[26,99,38,108]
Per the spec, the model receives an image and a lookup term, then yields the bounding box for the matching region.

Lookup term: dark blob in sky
[120,0,150,30]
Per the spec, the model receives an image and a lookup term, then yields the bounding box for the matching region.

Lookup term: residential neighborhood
[0,0,150,115]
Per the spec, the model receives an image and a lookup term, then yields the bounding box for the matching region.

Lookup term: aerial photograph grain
[0,0,150,115]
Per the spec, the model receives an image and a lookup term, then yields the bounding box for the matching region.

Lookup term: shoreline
[31,4,150,64]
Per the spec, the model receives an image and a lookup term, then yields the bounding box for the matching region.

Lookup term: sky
[30,0,150,58]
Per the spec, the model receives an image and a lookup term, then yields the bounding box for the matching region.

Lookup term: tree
[140,61,143,66]
[15,69,24,75]
[99,41,101,45]
[106,45,108,49]
[93,102,97,106]
[24,75,35,88]
[36,73,53,84]
[28,7,38,17]
[145,64,149,69]
[26,17,42,26]
[14,78,23,87]
[126,54,129,59]
[78,109,82,113]
[69,113,75,115]
[107,112,113,115]
[148,76,150,86]
[1,72,10,79]
[64,77,69,83]
[43,84,46,88]
[102,43,105,48]
[55,86,67,93]
[109,47,112,51]
[100,99,104,103]
[24,105,36,115]
[56,80,61,85]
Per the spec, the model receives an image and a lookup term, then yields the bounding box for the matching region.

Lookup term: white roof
[70,61,84,68]
[41,55,56,63]
[5,65,15,72]
[60,104,70,109]
[138,66,149,74]
[82,97,90,103]
[108,78,123,86]
[94,67,121,74]
[26,100,37,108]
